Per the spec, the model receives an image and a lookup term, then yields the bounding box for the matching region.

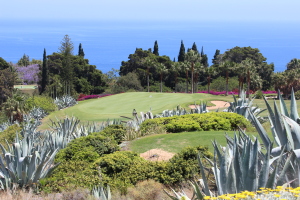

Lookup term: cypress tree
[78,43,85,57]
[200,47,209,68]
[192,42,198,53]
[178,40,185,62]
[212,49,220,65]
[41,48,48,94]
[153,40,159,56]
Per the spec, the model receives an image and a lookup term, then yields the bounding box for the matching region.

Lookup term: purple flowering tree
[15,64,40,84]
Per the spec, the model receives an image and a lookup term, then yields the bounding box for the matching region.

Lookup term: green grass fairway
[39,92,300,131]
[14,85,37,89]
[39,92,234,130]
[129,131,264,153]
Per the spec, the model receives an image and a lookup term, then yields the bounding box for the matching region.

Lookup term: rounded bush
[55,133,119,163]
[295,90,300,100]
[141,112,250,133]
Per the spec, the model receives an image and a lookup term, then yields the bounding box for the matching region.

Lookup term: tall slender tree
[156,63,167,93]
[153,40,159,56]
[241,58,256,97]
[200,47,209,68]
[212,49,221,66]
[219,61,235,96]
[41,48,48,94]
[171,62,182,92]
[142,57,154,92]
[191,42,198,53]
[59,35,74,94]
[181,61,190,93]
[78,43,85,57]
[178,40,186,62]
[185,50,201,93]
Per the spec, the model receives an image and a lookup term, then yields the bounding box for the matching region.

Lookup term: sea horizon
[1,19,299,73]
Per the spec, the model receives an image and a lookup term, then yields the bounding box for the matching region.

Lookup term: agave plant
[0,134,58,190]
[0,121,11,132]
[54,95,77,110]
[92,185,111,200]
[225,90,266,122]
[155,102,208,118]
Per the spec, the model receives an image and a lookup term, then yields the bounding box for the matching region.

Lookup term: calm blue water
[0,20,299,73]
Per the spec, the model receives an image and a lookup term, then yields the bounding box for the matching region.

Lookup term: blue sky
[2,0,300,22]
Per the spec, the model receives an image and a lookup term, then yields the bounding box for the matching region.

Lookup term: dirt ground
[140,148,175,161]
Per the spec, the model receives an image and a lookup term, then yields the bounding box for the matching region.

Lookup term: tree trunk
[191,63,194,94]
[147,69,149,92]
[160,74,163,93]
[225,71,229,96]
[186,70,188,93]
[207,76,211,94]
[247,70,250,98]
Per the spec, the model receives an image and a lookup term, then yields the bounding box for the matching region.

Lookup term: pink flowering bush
[197,90,276,96]
[77,94,114,101]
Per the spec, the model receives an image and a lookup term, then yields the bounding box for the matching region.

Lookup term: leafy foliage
[0,124,22,146]
[141,112,250,133]
[55,132,119,163]
[26,95,56,113]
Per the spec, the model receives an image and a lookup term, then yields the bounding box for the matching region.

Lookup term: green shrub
[141,112,250,133]
[26,95,57,113]
[0,124,22,147]
[295,90,300,100]
[40,160,101,192]
[100,125,126,144]
[55,132,119,163]
[95,146,213,190]
[255,90,263,99]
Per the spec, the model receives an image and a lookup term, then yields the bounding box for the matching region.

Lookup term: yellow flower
[274,194,281,197]
[204,196,211,200]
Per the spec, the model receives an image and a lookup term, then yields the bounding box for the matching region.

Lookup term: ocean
[0,19,299,73]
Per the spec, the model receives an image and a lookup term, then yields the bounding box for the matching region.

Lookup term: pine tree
[192,42,198,53]
[59,35,74,94]
[153,40,159,56]
[78,43,85,57]
[178,40,185,62]
[41,48,48,94]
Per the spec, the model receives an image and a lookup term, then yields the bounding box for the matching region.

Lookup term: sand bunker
[140,148,175,161]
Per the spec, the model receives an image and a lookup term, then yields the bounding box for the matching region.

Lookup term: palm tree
[185,50,201,93]
[193,62,204,93]
[142,57,154,92]
[205,66,217,94]
[2,90,29,123]
[219,61,235,96]
[241,58,256,97]
[181,61,190,93]
[156,63,167,93]
[171,62,182,92]
[287,58,300,71]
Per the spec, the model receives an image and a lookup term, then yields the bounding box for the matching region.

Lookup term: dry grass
[111,179,170,200]
[0,188,96,200]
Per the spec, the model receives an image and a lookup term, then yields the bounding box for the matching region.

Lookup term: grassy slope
[39,92,234,130]
[129,130,269,153]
